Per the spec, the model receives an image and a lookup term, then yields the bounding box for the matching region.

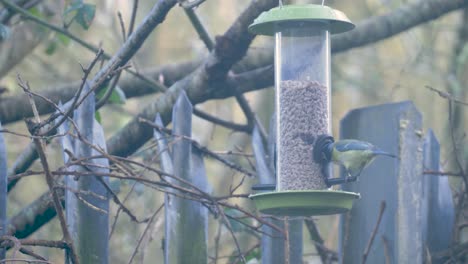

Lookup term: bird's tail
[373,150,397,158]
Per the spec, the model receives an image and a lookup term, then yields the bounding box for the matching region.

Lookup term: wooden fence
[0,92,455,263]
[339,101,454,264]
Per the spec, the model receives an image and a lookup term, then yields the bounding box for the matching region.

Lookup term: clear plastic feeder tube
[248,4,354,191]
[275,23,330,190]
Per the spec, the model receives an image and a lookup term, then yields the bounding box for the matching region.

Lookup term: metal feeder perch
[249,4,359,216]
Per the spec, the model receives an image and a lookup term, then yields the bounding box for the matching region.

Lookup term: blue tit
[329,139,397,180]
[313,135,397,186]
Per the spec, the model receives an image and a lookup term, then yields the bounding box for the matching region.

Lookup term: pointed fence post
[338,101,453,264]
[155,90,208,264]
[57,112,77,264]
[59,88,109,264]
[252,123,303,264]
[422,131,454,263]
[0,122,7,259]
[190,147,209,254]
[153,114,176,264]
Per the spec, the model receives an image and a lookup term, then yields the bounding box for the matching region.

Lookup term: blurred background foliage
[0,0,466,263]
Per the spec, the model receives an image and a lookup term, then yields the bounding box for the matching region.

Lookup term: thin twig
[19,247,48,261]
[1,236,21,259]
[182,7,214,50]
[31,148,79,263]
[178,0,206,9]
[180,0,267,142]
[0,258,52,263]
[128,0,139,36]
[117,11,127,42]
[362,201,386,264]
[127,204,164,264]
[39,49,104,135]
[139,118,255,177]
[193,108,250,133]
[231,243,260,264]
[57,183,107,201]
[0,0,166,93]
[212,150,253,157]
[63,149,160,224]
[284,217,290,264]
[382,236,391,264]
[425,85,468,107]
[217,205,246,264]
[213,222,223,264]
[218,202,285,236]
[448,99,468,243]
[18,239,68,249]
[423,170,464,177]
[305,219,335,263]
[26,127,79,264]
[19,77,79,264]
[424,82,468,243]
[109,181,140,238]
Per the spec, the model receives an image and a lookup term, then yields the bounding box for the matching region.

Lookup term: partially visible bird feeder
[249,3,359,216]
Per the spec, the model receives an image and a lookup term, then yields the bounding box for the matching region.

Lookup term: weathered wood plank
[59,87,109,264]
[0,122,7,259]
[339,101,424,263]
[253,120,303,264]
[159,90,208,264]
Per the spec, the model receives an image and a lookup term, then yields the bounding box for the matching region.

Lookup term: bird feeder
[249,4,359,216]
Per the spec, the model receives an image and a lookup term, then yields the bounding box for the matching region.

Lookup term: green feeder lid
[249,4,354,36]
[250,190,360,216]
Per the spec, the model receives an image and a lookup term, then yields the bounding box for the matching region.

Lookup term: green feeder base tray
[250,190,360,216]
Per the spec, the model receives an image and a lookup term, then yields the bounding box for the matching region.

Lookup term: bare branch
[128,0,139,37]
[126,204,164,264]
[362,201,386,264]
[26,125,79,264]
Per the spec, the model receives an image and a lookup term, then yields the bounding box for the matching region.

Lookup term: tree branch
[331,0,468,53]
[106,0,277,158]
[5,0,468,240]
[1,0,467,126]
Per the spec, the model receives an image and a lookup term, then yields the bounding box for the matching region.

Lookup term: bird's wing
[333,140,374,152]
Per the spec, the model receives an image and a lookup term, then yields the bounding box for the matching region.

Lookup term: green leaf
[75,3,96,30]
[95,110,102,124]
[112,86,127,104]
[43,33,71,55]
[97,85,127,105]
[245,248,260,262]
[228,248,260,263]
[28,7,44,19]
[44,40,58,55]
[63,0,83,26]
[57,33,71,46]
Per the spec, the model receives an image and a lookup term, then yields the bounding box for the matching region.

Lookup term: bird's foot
[325,177,347,187]
[345,176,358,183]
[325,175,358,187]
